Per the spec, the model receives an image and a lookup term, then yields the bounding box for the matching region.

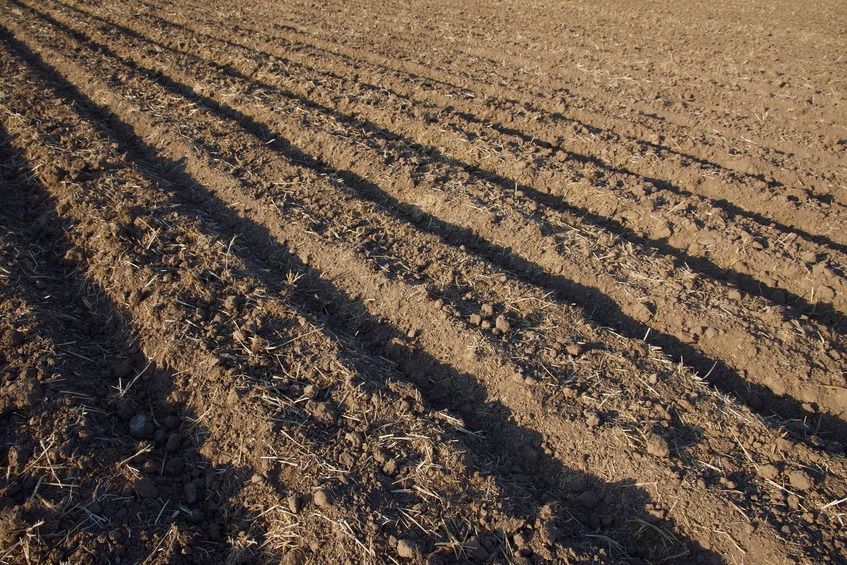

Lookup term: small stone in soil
[313,489,330,506]
[495,315,511,333]
[288,494,301,514]
[129,413,153,438]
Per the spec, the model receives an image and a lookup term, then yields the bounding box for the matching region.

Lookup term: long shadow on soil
[59,0,847,286]
[299,17,847,216]
[0,122,253,562]
[26,4,847,448]
[47,0,847,268]
[127,0,847,255]
[0,24,725,563]
[11,1,846,446]
[48,0,847,368]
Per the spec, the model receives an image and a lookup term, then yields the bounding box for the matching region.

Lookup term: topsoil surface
[1,0,846,563]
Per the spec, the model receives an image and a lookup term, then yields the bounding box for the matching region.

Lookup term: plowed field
[1,0,845,563]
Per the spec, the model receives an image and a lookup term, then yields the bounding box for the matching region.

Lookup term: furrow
[4,1,847,561]
[0,10,829,561]
[0,28,555,564]
[56,0,847,325]
[21,0,847,432]
[237,0,847,177]
[162,0,847,213]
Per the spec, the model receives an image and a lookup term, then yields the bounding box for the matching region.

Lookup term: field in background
[1,0,845,562]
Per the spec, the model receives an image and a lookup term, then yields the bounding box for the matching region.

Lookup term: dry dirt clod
[303,384,319,400]
[382,459,399,476]
[756,464,780,480]
[282,550,306,565]
[309,402,337,426]
[576,490,601,509]
[116,399,134,420]
[4,378,45,413]
[495,314,511,333]
[184,482,198,504]
[134,477,158,499]
[113,359,133,379]
[5,329,25,348]
[465,536,489,560]
[566,343,583,357]
[788,470,814,492]
[6,445,29,475]
[396,539,418,559]
[223,295,242,312]
[645,433,671,458]
[288,494,301,514]
[165,432,183,453]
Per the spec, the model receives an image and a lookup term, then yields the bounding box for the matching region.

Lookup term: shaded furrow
[21,0,847,434]
[59,0,845,325]
[165,0,847,213]
[0,31,567,564]
[2,2,846,562]
[216,0,847,187]
[88,0,847,315]
[100,0,847,268]
[0,16,777,564]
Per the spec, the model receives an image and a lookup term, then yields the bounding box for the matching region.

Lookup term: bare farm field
[1,0,846,562]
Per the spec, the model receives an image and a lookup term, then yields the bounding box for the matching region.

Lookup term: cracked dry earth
[0,0,845,563]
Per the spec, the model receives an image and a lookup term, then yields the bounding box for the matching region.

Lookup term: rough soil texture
[0,0,845,563]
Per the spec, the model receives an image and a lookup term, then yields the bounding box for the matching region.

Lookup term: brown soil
[0,0,845,563]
